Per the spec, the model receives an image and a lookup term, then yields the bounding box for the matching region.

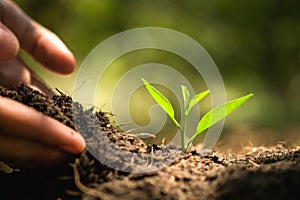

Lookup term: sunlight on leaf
[141,78,180,127]
[188,90,210,114]
[187,93,254,146]
[181,85,190,115]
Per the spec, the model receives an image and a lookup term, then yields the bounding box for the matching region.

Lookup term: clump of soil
[1,84,300,200]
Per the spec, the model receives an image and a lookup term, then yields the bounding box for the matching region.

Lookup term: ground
[1,84,300,200]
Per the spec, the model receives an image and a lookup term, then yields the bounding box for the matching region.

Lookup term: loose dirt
[1,84,300,200]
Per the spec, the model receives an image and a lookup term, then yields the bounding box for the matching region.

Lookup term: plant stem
[180,113,189,152]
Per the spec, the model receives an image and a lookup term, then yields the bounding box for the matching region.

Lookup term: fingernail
[60,134,86,154]
[77,133,86,149]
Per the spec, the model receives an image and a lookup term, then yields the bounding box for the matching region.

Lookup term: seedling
[141,78,253,153]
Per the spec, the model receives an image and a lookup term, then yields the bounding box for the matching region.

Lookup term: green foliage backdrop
[15,0,300,131]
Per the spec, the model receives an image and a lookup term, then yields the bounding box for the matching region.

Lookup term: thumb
[0,22,19,61]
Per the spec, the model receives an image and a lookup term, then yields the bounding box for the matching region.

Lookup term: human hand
[0,0,85,168]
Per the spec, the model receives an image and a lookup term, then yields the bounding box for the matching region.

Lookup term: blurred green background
[15,0,300,147]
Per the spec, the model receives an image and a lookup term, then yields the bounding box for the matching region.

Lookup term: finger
[0,96,86,154]
[0,55,55,96]
[0,134,73,168]
[0,56,31,88]
[0,22,19,60]
[0,0,75,74]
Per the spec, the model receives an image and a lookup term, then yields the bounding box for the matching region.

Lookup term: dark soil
[1,84,300,200]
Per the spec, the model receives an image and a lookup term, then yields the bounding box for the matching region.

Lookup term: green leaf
[181,85,190,115]
[141,78,180,127]
[187,93,254,146]
[188,90,210,114]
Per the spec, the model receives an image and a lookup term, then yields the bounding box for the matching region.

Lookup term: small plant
[141,78,253,153]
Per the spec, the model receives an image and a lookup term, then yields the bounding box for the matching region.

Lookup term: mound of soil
[1,84,300,200]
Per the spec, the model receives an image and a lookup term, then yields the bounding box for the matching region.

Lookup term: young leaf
[187,90,210,114]
[141,78,180,127]
[181,85,190,115]
[187,93,254,146]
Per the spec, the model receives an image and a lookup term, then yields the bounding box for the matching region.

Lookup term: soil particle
[1,84,300,200]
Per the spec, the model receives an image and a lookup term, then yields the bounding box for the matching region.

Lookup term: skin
[0,0,85,168]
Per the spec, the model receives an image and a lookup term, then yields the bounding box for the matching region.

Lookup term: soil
[1,84,300,200]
